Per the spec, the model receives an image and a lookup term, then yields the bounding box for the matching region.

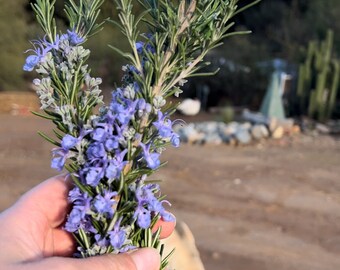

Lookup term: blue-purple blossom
[123,64,140,75]
[135,40,155,55]
[110,98,138,126]
[23,55,41,71]
[170,133,180,147]
[67,29,85,45]
[86,142,106,160]
[95,234,110,248]
[105,150,128,180]
[160,211,175,222]
[153,111,173,137]
[136,41,144,54]
[135,184,175,224]
[71,191,92,219]
[23,36,59,71]
[139,143,161,169]
[134,184,158,228]
[153,111,180,147]
[105,136,120,151]
[137,99,152,117]
[92,127,107,142]
[61,134,78,150]
[93,190,118,216]
[64,208,83,232]
[134,206,151,229]
[84,167,104,186]
[51,148,68,171]
[24,30,83,72]
[109,218,127,250]
[69,187,82,202]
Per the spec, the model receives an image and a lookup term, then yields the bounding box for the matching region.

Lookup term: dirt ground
[1,114,340,270]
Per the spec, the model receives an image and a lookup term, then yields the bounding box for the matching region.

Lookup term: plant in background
[297,29,340,122]
[24,0,259,268]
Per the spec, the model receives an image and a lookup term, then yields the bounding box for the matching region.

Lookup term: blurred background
[0,0,340,269]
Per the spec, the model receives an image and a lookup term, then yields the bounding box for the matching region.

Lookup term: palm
[0,176,74,263]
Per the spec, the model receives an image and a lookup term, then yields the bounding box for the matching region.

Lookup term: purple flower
[94,190,118,216]
[153,111,173,137]
[84,167,104,186]
[51,148,68,171]
[67,30,85,45]
[69,187,82,202]
[95,234,110,248]
[136,99,152,117]
[124,64,140,75]
[92,128,107,142]
[136,40,155,55]
[134,206,151,229]
[145,43,156,54]
[110,99,138,126]
[109,218,127,250]
[170,133,180,147]
[135,184,175,223]
[64,208,83,232]
[105,136,120,151]
[23,35,61,71]
[61,134,78,150]
[153,112,180,147]
[23,55,40,71]
[105,150,127,180]
[161,211,175,222]
[139,143,161,169]
[136,41,144,54]
[86,142,106,160]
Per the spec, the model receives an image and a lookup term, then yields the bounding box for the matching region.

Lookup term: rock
[163,222,206,270]
[212,252,221,260]
[269,117,278,133]
[272,126,284,139]
[233,178,242,185]
[291,125,301,134]
[204,133,223,145]
[240,122,252,130]
[178,124,205,144]
[235,128,252,145]
[220,133,232,144]
[196,121,219,134]
[316,123,330,134]
[221,122,239,136]
[278,119,294,132]
[251,124,269,140]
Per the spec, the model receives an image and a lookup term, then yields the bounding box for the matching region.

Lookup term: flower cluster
[46,76,178,255]
[24,0,256,267]
[24,30,84,72]
[26,30,103,132]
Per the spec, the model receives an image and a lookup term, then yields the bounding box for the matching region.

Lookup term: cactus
[297,29,340,122]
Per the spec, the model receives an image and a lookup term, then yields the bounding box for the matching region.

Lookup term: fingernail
[130,248,160,270]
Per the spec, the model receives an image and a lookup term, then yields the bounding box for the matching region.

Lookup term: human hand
[0,175,175,270]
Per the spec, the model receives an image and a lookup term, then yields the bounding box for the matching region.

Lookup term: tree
[0,0,29,91]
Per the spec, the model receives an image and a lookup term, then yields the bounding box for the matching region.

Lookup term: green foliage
[0,0,29,90]
[297,30,340,121]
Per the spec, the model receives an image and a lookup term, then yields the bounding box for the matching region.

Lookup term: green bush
[0,0,29,91]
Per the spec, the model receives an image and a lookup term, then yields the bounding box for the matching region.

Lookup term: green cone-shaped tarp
[260,71,285,119]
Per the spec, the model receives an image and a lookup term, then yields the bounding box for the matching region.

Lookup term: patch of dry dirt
[1,115,340,270]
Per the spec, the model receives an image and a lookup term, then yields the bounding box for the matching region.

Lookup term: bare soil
[1,114,340,270]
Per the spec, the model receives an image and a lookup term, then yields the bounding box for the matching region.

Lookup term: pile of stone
[174,110,300,145]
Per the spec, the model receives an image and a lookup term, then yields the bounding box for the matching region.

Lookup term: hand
[0,175,175,270]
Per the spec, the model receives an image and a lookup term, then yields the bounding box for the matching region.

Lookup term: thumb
[25,248,160,270]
